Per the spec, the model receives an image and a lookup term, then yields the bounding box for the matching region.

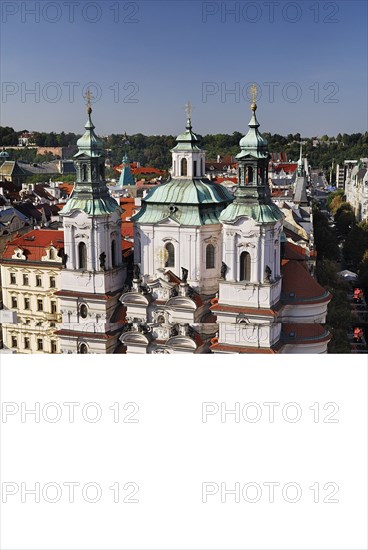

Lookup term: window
[247,167,253,184]
[79,343,88,354]
[111,240,116,268]
[25,319,30,325]
[37,338,43,351]
[10,273,16,285]
[24,297,30,310]
[51,301,57,314]
[37,299,43,311]
[51,340,57,354]
[50,276,56,288]
[193,160,197,177]
[165,243,175,268]
[49,248,55,260]
[78,242,87,270]
[206,244,215,269]
[11,296,17,309]
[82,164,87,181]
[11,336,17,348]
[24,337,30,350]
[181,158,187,176]
[80,304,88,319]
[23,274,29,286]
[240,251,251,281]
[36,275,42,287]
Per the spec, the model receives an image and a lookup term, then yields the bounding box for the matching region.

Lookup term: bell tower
[56,93,126,353]
[212,87,284,353]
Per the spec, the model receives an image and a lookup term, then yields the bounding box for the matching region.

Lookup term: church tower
[211,91,284,352]
[118,106,233,353]
[56,95,126,353]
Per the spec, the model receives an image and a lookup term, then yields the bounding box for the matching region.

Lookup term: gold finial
[85,89,93,114]
[250,83,258,111]
[184,101,194,119]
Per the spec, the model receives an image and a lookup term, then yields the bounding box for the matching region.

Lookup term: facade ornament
[133,263,141,281]
[264,265,272,282]
[99,252,106,270]
[181,267,188,283]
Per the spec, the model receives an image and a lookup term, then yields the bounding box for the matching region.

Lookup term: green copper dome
[133,178,232,226]
[60,105,120,217]
[220,202,283,224]
[75,109,104,158]
[236,105,269,160]
[171,118,203,152]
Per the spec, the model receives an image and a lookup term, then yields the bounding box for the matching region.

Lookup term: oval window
[80,304,88,319]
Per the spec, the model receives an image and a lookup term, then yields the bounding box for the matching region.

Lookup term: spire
[75,89,103,158]
[184,101,194,131]
[60,99,119,217]
[118,153,135,187]
[297,141,304,176]
[220,88,283,223]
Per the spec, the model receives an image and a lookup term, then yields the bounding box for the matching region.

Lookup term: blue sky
[1,0,367,137]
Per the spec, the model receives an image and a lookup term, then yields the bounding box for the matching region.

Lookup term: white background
[0,355,367,550]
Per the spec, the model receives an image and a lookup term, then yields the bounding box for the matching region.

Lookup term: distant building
[345,159,368,222]
[0,230,64,353]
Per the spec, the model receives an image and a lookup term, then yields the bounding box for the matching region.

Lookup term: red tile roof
[283,241,308,261]
[281,323,330,344]
[120,197,135,220]
[281,260,330,304]
[2,229,64,262]
[214,177,238,184]
[211,303,282,316]
[122,222,134,238]
[210,342,280,353]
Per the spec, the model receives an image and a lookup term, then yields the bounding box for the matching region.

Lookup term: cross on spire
[184,101,194,119]
[251,84,258,103]
[85,89,94,114]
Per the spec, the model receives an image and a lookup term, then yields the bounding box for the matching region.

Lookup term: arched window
[49,248,54,260]
[111,240,116,267]
[79,343,88,354]
[240,251,251,281]
[193,160,197,177]
[181,158,187,176]
[165,242,175,267]
[248,167,253,184]
[80,304,88,319]
[78,242,87,270]
[206,244,215,269]
[82,164,87,181]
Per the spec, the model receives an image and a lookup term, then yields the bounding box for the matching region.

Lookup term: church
[3,94,330,354]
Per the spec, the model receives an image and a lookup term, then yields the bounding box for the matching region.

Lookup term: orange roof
[281,260,330,304]
[122,222,134,238]
[283,241,308,261]
[122,239,133,251]
[214,177,238,184]
[210,342,280,353]
[59,183,74,195]
[281,323,330,344]
[120,197,135,220]
[211,303,281,316]
[2,229,64,262]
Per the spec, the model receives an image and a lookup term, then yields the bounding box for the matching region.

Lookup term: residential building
[0,230,64,353]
